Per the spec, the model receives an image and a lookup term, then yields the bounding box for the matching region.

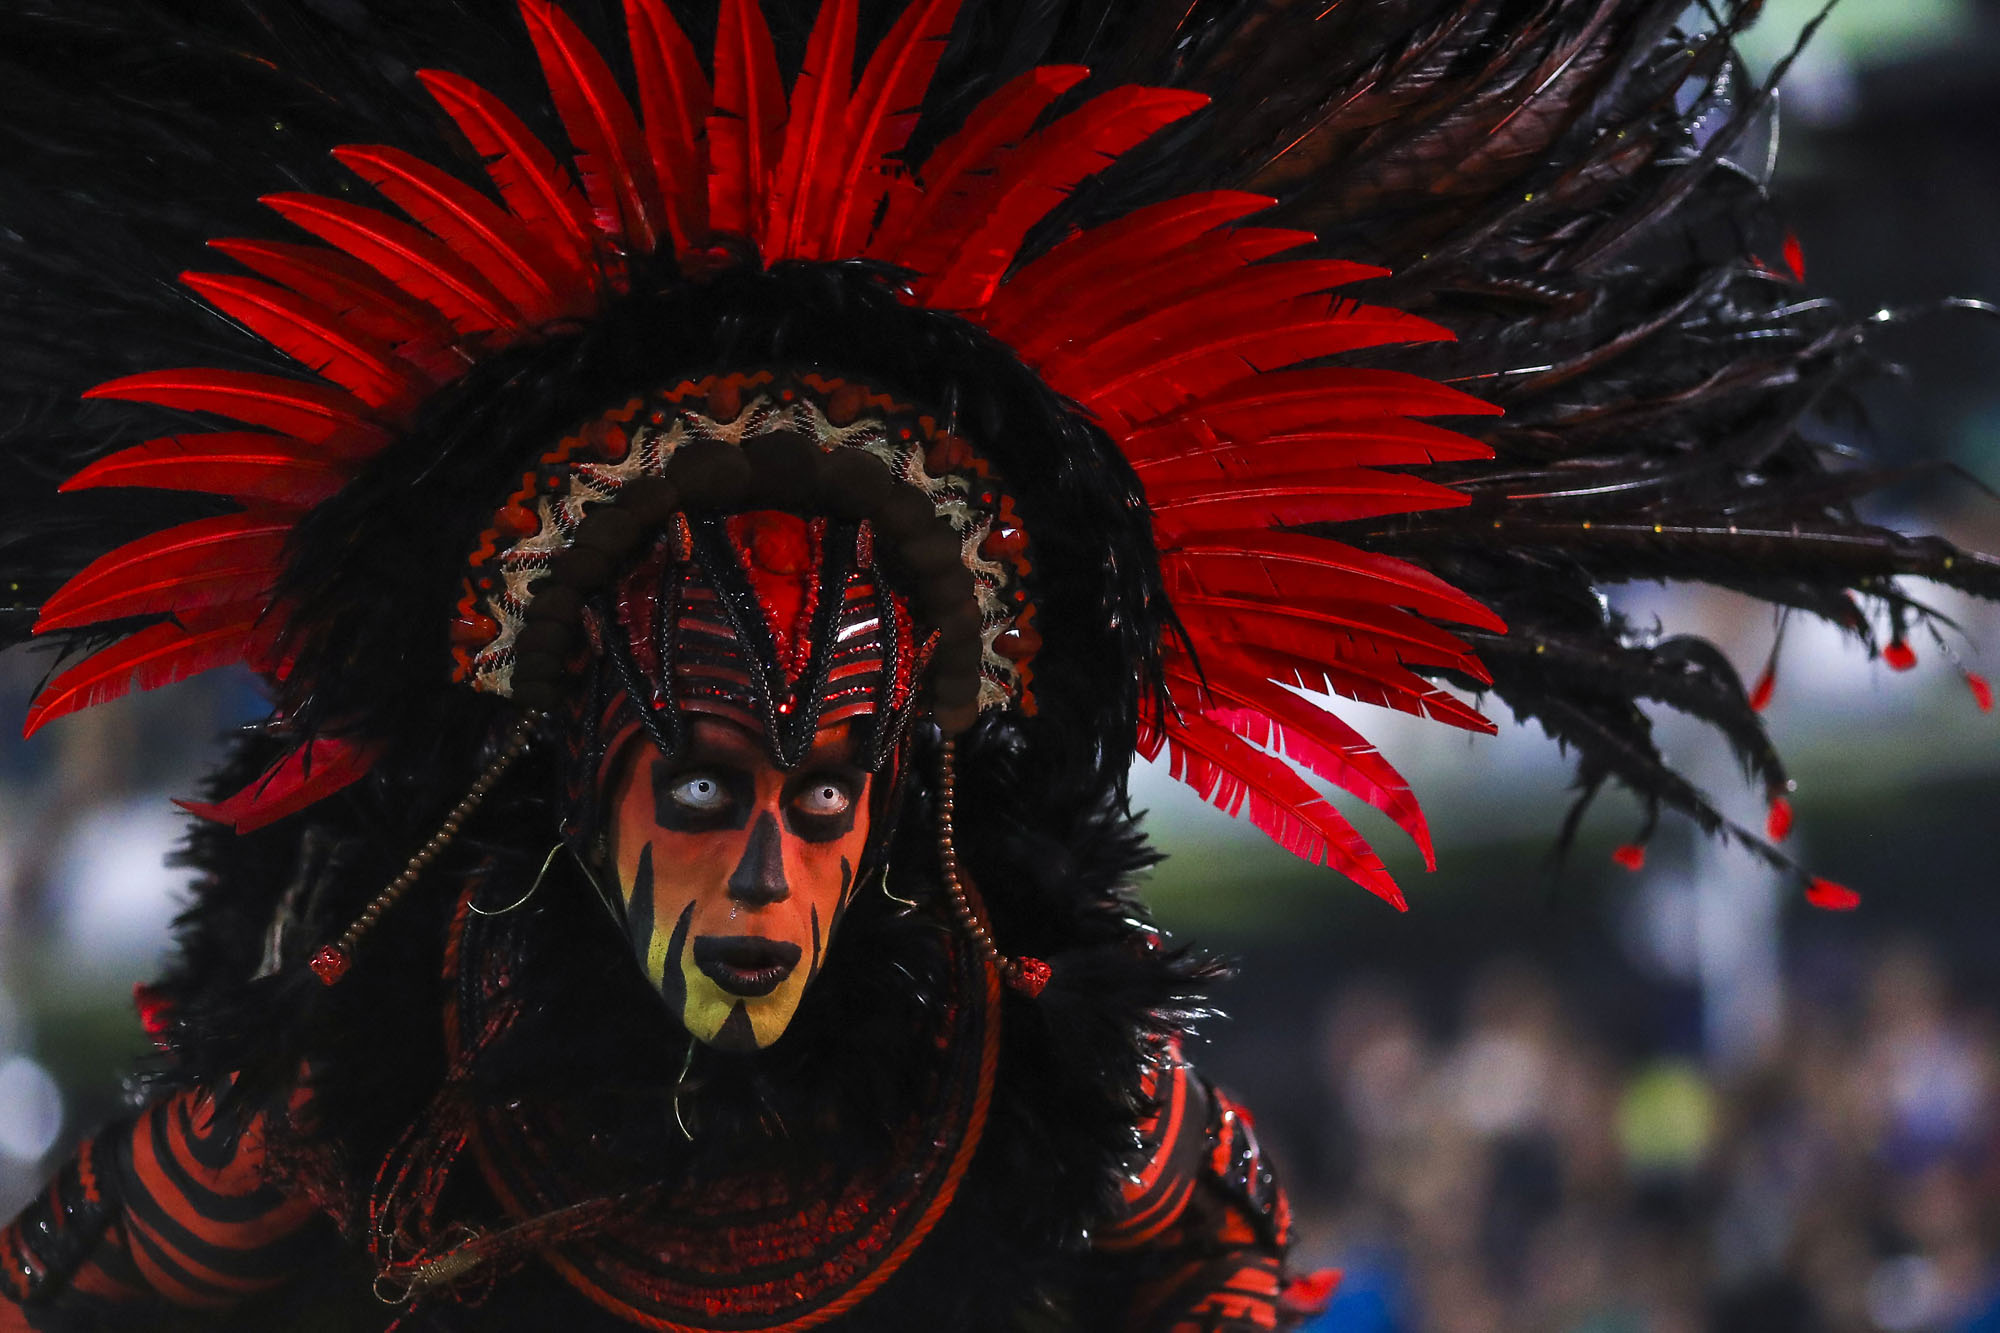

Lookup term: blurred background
[0,2,1998,1331]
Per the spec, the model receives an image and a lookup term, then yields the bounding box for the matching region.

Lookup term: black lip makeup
[692,935,803,997]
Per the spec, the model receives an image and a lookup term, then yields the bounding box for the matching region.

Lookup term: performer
[0,0,1991,1328]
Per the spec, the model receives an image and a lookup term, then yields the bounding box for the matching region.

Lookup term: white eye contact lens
[673,776,727,810]
[798,784,850,815]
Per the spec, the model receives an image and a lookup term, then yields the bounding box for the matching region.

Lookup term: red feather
[84,370,390,452]
[822,0,965,257]
[921,86,1212,311]
[624,0,711,252]
[1246,646,1497,735]
[981,191,1275,337]
[35,513,291,633]
[59,432,351,504]
[706,0,786,242]
[1167,531,1506,630]
[519,0,663,255]
[1171,594,1491,680]
[178,736,381,834]
[870,64,1091,270]
[765,0,857,260]
[24,607,267,738]
[1147,467,1472,534]
[1174,367,1502,435]
[1968,672,1994,713]
[1165,663,1434,866]
[1006,228,1323,364]
[207,239,467,381]
[1135,426,1496,481]
[1139,709,1406,908]
[416,69,600,282]
[179,271,429,417]
[332,144,590,323]
[262,193,522,336]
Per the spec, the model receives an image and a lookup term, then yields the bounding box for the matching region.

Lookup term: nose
[727,813,789,906]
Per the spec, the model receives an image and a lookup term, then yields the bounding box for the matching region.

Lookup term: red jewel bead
[1009,957,1052,998]
[309,945,352,987]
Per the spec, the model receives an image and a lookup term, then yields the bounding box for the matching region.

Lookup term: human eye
[791,776,855,817]
[669,772,732,812]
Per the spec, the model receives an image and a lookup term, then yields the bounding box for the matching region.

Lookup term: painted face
[605,716,873,1051]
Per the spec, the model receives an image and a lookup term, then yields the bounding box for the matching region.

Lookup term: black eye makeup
[651,759,754,831]
[782,770,865,842]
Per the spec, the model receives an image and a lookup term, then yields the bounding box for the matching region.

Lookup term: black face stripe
[726,813,789,905]
[715,1002,758,1052]
[837,855,853,908]
[651,758,754,832]
[808,903,822,984]
[625,843,655,957]
[661,901,695,1015]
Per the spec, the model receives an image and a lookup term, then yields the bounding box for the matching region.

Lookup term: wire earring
[470,843,562,917]
[879,854,920,908]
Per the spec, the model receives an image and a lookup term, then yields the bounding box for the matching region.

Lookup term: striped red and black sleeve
[1097,1042,1339,1333]
[0,1085,329,1326]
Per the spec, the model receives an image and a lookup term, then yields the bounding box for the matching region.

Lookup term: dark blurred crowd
[1292,942,2000,1333]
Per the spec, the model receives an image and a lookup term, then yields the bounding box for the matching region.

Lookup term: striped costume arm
[1097,1044,1338,1333]
[0,1086,329,1325]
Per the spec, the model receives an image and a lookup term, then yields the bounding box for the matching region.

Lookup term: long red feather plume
[624,0,711,253]
[416,68,601,283]
[59,432,350,505]
[206,239,467,381]
[1139,708,1406,908]
[178,736,382,835]
[869,64,1090,270]
[920,86,1211,311]
[262,194,523,338]
[25,608,269,738]
[83,370,390,452]
[821,0,964,257]
[1167,532,1505,631]
[1147,469,1473,534]
[332,145,591,322]
[765,0,857,260]
[35,513,292,633]
[1166,663,1435,866]
[707,0,786,242]
[519,0,663,256]
[178,271,429,417]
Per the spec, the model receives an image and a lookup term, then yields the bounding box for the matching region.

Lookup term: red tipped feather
[1968,672,1994,713]
[1766,795,1794,842]
[1883,640,1917,671]
[1805,878,1860,911]
[60,432,351,504]
[871,64,1091,269]
[262,193,522,336]
[332,144,590,323]
[84,370,390,452]
[179,271,428,417]
[922,86,1211,310]
[1139,709,1406,908]
[765,0,857,260]
[24,608,267,738]
[822,0,965,257]
[416,68,600,281]
[178,736,381,834]
[519,0,662,255]
[707,0,786,242]
[207,239,466,381]
[1168,531,1506,631]
[35,513,291,633]
[1612,844,1646,871]
[624,0,711,252]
